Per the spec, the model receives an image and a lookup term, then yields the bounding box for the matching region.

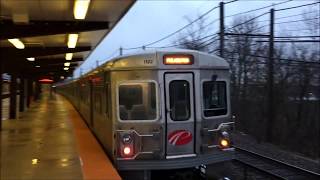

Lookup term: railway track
[233,146,320,179]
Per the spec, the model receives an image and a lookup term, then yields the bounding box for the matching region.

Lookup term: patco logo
[168,130,192,146]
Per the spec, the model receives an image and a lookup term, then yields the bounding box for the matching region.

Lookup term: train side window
[169,80,190,121]
[94,88,102,114]
[118,82,157,120]
[203,81,227,117]
[105,83,110,116]
[94,93,99,112]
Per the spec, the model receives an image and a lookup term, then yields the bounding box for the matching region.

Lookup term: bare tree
[223,15,269,139]
[173,16,212,51]
[173,8,319,158]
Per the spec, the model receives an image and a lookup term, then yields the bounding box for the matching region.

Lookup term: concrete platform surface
[1,92,121,180]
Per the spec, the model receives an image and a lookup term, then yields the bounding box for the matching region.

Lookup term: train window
[94,93,100,113]
[203,81,227,117]
[169,80,190,121]
[105,84,110,116]
[118,82,157,120]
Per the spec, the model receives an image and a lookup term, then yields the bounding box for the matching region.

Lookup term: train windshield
[203,81,227,117]
[169,80,191,121]
[118,82,157,120]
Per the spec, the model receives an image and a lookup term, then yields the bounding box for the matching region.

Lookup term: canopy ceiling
[0,0,135,81]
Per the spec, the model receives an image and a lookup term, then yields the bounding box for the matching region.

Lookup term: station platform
[0,92,121,180]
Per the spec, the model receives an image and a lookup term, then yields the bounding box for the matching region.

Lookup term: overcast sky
[74,0,318,77]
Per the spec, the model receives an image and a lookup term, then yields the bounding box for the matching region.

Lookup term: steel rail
[233,158,287,179]
[234,146,320,179]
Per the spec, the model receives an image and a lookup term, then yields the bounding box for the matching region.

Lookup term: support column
[9,73,17,119]
[34,81,41,100]
[0,59,3,129]
[19,77,25,112]
[24,79,28,108]
[27,79,33,108]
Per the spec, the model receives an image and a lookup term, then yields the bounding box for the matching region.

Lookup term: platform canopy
[0,0,135,81]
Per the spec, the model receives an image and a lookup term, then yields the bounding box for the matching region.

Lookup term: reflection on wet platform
[1,93,83,180]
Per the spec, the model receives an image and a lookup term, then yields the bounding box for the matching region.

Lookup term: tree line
[174,7,319,158]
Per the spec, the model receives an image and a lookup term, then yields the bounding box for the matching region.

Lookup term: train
[56,49,234,178]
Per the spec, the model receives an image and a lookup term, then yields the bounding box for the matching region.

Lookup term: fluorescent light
[8,38,25,49]
[27,57,35,61]
[64,67,69,71]
[68,34,78,48]
[32,159,39,165]
[65,53,73,60]
[35,65,40,68]
[74,0,91,20]
[64,62,70,67]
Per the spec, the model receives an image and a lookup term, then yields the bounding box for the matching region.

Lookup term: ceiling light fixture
[74,0,91,20]
[27,57,35,61]
[65,53,73,60]
[64,62,70,67]
[8,38,25,49]
[67,34,78,48]
[64,67,69,71]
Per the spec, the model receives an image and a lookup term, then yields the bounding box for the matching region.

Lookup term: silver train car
[57,49,234,174]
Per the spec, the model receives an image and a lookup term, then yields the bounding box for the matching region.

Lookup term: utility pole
[219,1,225,58]
[267,8,275,142]
[96,60,99,68]
[120,47,123,56]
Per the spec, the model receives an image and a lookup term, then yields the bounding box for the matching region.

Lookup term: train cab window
[203,81,227,117]
[118,82,157,120]
[169,80,190,121]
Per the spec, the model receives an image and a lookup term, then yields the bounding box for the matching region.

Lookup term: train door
[164,73,196,158]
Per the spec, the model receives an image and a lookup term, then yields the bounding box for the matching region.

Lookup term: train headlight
[123,146,132,155]
[220,139,229,148]
[122,134,132,144]
[219,131,231,149]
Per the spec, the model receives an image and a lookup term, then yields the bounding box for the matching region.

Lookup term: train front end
[112,49,234,171]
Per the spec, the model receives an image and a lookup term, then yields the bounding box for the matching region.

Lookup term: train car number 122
[144,59,153,64]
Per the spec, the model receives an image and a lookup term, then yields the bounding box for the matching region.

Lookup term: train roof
[82,48,229,78]
[104,48,227,68]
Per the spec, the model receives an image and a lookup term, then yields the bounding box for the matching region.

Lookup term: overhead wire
[176,18,219,42]
[275,17,320,25]
[237,16,320,34]
[150,33,219,49]
[248,54,320,64]
[256,10,319,23]
[105,49,120,60]
[225,11,270,32]
[123,0,319,58]
[167,10,272,49]
[224,0,239,5]
[275,1,320,11]
[225,0,292,18]
[123,0,239,50]
[275,28,319,33]
[225,34,320,39]
[142,5,220,47]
